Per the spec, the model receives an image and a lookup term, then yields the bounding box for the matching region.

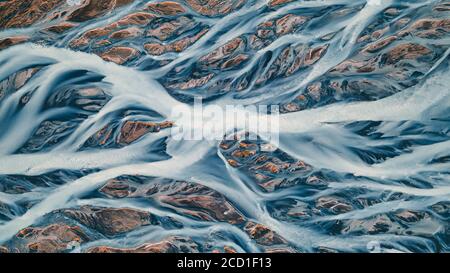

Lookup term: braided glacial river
[0,0,449,253]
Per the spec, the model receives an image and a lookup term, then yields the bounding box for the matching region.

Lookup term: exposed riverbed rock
[0,67,40,98]
[45,22,78,34]
[99,46,139,64]
[118,120,174,144]
[98,176,245,224]
[268,0,294,8]
[244,221,288,246]
[68,0,135,22]
[83,119,173,148]
[399,18,450,39]
[383,43,432,65]
[87,236,199,253]
[185,0,246,17]
[146,16,198,41]
[316,196,353,215]
[0,36,29,50]
[144,28,208,55]
[146,1,186,15]
[61,206,153,236]
[10,223,90,253]
[0,0,64,29]
[219,134,324,192]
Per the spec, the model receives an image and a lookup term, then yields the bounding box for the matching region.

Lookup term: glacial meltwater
[0,0,449,253]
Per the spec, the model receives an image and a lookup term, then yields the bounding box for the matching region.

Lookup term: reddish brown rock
[275,14,308,35]
[146,16,196,41]
[144,43,167,56]
[99,46,139,64]
[45,22,78,34]
[159,194,245,224]
[281,102,301,112]
[70,27,111,48]
[68,0,135,22]
[394,18,411,29]
[62,206,152,236]
[102,12,156,31]
[146,1,186,15]
[200,37,244,66]
[363,36,398,53]
[186,0,246,16]
[306,83,325,101]
[256,28,275,39]
[316,196,353,214]
[256,162,281,174]
[219,139,237,150]
[70,12,155,49]
[109,27,142,39]
[395,210,426,223]
[46,22,75,34]
[231,149,256,158]
[102,177,245,224]
[87,236,198,253]
[223,246,237,253]
[331,58,378,74]
[88,124,113,146]
[0,36,29,50]
[0,0,64,29]
[168,73,215,90]
[409,18,450,32]
[268,0,294,7]
[399,18,450,39]
[220,134,317,192]
[384,43,432,65]
[167,27,209,52]
[85,120,173,147]
[93,39,112,48]
[14,224,89,253]
[210,245,238,253]
[371,27,389,40]
[304,45,328,65]
[69,36,90,48]
[100,179,137,198]
[227,159,240,167]
[85,27,112,39]
[116,12,156,26]
[285,46,307,75]
[244,222,287,246]
[145,180,245,224]
[221,54,249,69]
[118,120,173,144]
[255,43,328,82]
[144,28,208,55]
